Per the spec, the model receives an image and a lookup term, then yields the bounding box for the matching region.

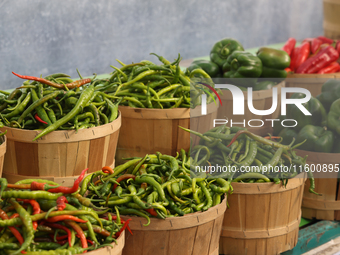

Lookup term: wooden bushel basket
[122,197,226,255]
[323,0,340,39]
[0,113,121,186]
[0,135,7,177]
[296,149,340,221]
[88,230,125,255]
[115,103,218,164]
[286,73,340,97]
[216,82,284,136]
[220,173,306,255]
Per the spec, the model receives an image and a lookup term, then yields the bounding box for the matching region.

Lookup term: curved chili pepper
[112,174,136,192]
[115,218,131,238]
[290,42,310,71]
[102,166,114,174]
[44,222,72,247]
[311,38,323,54]
[56,196,68,211]
[317,61,340,74]
[34,113,48,124]
[281,37,296,56]
[46,215,88,223]
[317,36,334,44]
[66,221,88,250]
[47,168,88,194]
[17,199,41,230]
[145,208,158,217]
[0,209,24,246]
[12,72,91,89]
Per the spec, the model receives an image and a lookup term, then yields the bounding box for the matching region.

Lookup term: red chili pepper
[30,182,46,191]
[66,221,88,250]
[290,42,310,71]
[34,113,48,125]
[284,67,292,73]
[296,46,339,74]
[311,38,323,54]
[145,208,158,217]
[45,223,72,247]
[112,174,136,192]
[87,239,94,246]
[12,72,91,89]
[0,209,24,246]
[317,36,334,44]
[46,215,88,223]
[115,219,132,238]
[57,239,68,245]
[317,61,340,74]
[17,199,41,230]
[281,38,296,56]
[48,168,88,194]
[101,166,114,174]
[56,196,68,211]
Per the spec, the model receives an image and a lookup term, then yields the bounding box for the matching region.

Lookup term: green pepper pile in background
[187,37,291,91]
[181,125,318,195]
[274,79,340,153]
[103,53,219,109]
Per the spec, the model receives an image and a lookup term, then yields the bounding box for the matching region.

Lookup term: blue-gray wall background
[0,0,323,89]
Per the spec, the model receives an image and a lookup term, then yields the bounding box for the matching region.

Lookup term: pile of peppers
[0,168,131,254]
[181,125,319,195]
[274,79,340,153]
[81,153,231,224]
[100,53,219,109]
[0,71,120,141]
[282,36,340,74]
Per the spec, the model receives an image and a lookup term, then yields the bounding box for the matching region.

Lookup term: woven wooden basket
[220,173,306,255]
[0,113,121,186]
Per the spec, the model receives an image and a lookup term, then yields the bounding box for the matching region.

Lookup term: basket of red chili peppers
[0,168,128,254]
[0,72,121,185]
[82,151,230,255]
[282,36,340,97]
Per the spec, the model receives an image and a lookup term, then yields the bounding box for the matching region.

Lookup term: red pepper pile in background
[282,36,340,74]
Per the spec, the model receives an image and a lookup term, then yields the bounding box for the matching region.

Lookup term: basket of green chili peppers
[81,151,229,255]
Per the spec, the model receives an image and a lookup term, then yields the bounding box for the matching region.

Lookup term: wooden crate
[89,230,125,255]
[122,197,226,255]
[115,103,218,164]
[296,149,340,221]
[217,82,284,136]
[0,113,121,186]
[220,173,306,255]
[324,0,340,39]
[286,73,340,97]
[0,135,7,177]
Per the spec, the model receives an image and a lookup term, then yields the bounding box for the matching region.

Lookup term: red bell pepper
[290,42,310,71]
[317,62,340,74]
[296,46,339,73]
[281,38,296,56]
[311,38,323,54]
[317,36,334,44]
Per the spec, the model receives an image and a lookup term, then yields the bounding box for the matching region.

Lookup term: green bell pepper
[210,38,244,68]
[287,93,327,132]
[327,98,340,135]
[187,60,221,78]
[222,51,262,79]
[256,47,290,78]
[316,79,340,112]
[278,127,298,145]
[295,125,334,153]
[253,80,277,91]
